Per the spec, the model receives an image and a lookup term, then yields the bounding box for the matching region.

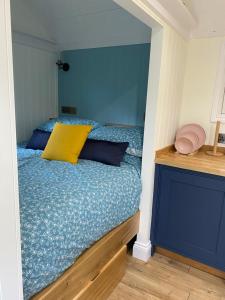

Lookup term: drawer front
[152,165,225,271]
[75,246,127,300]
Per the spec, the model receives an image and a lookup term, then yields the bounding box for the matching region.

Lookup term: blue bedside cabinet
[151,164,225,271]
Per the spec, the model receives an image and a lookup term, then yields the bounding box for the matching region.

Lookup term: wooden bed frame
[32,212,140,300]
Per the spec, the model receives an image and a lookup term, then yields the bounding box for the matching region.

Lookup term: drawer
[74,245,127,300]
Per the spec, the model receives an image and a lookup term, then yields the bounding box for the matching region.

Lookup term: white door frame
[0,0,23,299]
[114,0,164,261]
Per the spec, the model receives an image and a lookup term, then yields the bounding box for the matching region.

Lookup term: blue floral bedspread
[17,145,141,299]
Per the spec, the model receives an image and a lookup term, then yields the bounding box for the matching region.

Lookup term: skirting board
[156,247,225,280]
[132,240,152,262]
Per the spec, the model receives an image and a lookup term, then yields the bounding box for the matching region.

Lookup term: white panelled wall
[13,36,59,142]
[155,26,187,149]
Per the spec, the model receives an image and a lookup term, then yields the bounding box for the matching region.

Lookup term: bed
[17,144,142,299]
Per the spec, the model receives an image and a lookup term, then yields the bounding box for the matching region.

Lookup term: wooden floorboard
[108,254,225,300]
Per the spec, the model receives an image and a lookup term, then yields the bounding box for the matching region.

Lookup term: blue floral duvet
[17,145,141,299]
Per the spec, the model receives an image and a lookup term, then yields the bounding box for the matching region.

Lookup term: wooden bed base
[32,212,140,300]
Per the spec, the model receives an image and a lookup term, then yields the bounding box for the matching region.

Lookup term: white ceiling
[11,0,151,50]
[11,0,53,42]
[11,0,225,47]
[191,0,225,38]
[158,0,225,39]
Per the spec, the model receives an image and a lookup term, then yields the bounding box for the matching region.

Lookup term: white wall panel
[0,0,23,298]
[155,26,187,149]
[13,42,58,142]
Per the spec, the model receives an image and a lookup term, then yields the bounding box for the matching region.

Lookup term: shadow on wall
[59,43,151,126]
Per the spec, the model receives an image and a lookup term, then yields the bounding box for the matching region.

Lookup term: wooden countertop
[155,145,225,177]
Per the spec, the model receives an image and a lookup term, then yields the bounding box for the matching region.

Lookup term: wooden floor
[108,253,225,300]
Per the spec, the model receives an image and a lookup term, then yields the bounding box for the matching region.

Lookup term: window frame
[211,43,225,122]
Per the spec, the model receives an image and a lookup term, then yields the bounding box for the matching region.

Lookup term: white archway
[114,0,164,261]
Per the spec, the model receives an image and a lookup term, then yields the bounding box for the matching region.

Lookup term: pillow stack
[26,117,144,166]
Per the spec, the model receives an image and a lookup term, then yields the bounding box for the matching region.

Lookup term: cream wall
[179,36,225,144]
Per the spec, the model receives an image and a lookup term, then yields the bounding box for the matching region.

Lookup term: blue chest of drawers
[151,164,225,271]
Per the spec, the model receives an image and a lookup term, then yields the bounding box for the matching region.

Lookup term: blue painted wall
[59,43,150,126]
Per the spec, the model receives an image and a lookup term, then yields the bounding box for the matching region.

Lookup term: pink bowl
[175,124,206,154]
[180,132,199,151]
[176,124,206,149]
[175,137,194,154]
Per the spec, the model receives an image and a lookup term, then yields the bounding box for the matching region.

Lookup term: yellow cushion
[41,123,93,164]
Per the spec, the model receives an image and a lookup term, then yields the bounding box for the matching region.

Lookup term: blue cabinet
[151,165,225,271]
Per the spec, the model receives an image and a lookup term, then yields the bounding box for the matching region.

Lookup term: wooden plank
[156,247,225,280]
[155,144,175,156]
[110,253,225,300]
[32,212,139,300]
[122,263,190,299]
[188,267,225,291]
[126,254,224,299]
[108,282,161,300]
[147,255,225,297]
[75,246,127,300]
[155,145,225,177]
[152,251,190,273]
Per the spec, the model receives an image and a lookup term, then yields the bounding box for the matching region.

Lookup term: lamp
[56,60,70,72]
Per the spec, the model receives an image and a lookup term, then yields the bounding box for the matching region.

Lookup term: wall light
[56,60,70,72]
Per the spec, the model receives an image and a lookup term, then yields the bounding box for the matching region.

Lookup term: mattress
[17,145,141,299]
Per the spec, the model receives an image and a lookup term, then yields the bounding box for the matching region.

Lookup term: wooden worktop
[155,145,225,177]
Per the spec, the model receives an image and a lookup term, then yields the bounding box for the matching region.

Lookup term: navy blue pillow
[26,129,51,150]
[79,139,129,166]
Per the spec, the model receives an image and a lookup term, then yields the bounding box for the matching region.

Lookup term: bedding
[88,126,144,157]
[17,145,141,299]
[38,116,101,132]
